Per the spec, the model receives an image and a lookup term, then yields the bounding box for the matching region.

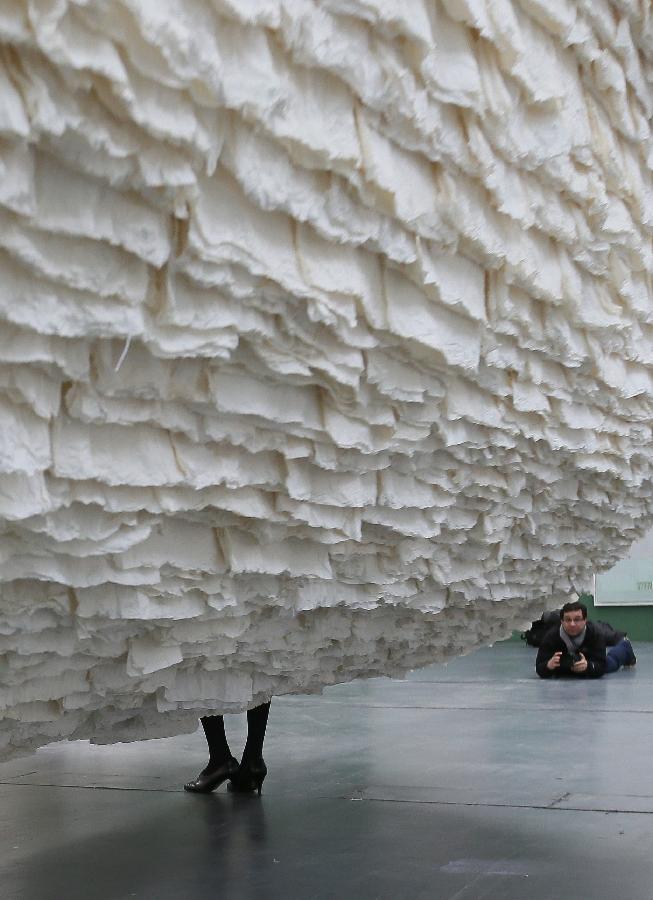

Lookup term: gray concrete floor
[1,642,652,900]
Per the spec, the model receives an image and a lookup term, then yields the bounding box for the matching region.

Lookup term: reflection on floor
[1,642,652,900]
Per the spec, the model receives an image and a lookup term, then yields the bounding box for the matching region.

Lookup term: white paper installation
[1,0,653,758]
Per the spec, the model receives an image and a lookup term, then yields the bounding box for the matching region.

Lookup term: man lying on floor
[536,600,636,678]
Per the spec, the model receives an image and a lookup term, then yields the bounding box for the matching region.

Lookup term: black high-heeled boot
[227,758,267,795]
[184,756,239,793]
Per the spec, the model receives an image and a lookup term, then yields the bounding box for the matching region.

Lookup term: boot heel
[184,756,239,793]
[228,758,267,794]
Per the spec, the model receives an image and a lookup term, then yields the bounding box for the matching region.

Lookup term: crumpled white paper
[1,0,652,758]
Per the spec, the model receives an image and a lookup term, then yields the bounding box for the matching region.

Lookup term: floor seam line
[339,796,653,814]
[4,781,651,815]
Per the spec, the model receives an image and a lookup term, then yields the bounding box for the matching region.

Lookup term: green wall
[578,593,653,642]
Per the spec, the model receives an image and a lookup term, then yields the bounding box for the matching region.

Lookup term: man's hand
[547,652,562,671]
[571,653,588,674]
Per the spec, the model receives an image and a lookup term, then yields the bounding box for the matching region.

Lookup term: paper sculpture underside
[1,0,653,758]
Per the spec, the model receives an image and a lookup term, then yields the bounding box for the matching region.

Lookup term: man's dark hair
[560,600,588,620]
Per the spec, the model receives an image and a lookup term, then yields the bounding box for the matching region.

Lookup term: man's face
[561,611,586,638]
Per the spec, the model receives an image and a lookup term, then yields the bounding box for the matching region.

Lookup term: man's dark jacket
[535,621,606,678]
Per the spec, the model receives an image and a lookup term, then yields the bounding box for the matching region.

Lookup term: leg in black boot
[228,701,271,795]
[184,715,239,793]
